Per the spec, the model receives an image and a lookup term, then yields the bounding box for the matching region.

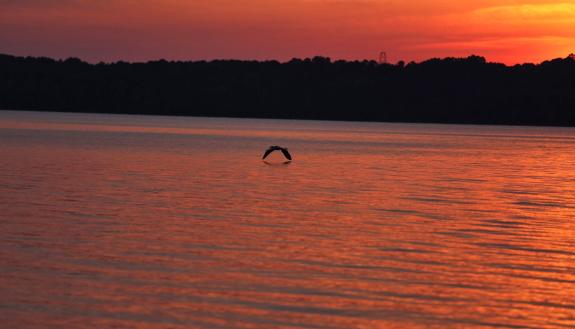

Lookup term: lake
[1,110,574,329]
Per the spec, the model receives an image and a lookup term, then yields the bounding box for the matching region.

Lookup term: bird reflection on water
[263,160,292,166]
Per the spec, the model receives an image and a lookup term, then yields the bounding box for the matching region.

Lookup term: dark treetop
[1,53,575,126]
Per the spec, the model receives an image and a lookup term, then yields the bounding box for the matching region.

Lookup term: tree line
[1,53,574,126]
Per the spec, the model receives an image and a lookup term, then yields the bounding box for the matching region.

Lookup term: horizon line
[2,52,575,67]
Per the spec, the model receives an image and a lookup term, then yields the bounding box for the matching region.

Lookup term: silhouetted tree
[1,53,574,126]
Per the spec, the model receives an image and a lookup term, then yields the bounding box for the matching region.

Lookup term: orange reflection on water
[1,112,575,328]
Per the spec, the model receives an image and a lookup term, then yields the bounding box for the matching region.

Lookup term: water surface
[1,111,575,329]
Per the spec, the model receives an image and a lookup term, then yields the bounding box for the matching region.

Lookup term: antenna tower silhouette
[378,51,388,64]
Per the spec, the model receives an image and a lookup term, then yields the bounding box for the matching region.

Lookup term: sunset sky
[1,0,574,64]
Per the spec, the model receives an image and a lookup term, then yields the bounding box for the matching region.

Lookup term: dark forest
[1,53,575,126]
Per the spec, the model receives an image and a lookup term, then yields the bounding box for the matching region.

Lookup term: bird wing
[281,148,292,160]
[262,148,275,159]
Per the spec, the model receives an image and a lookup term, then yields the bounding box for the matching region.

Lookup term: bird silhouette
[262,145,292,161]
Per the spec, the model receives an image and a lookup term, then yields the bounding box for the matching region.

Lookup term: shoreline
[3,108,575,129]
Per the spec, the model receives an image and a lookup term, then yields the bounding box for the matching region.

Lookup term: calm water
[1,111,575,329]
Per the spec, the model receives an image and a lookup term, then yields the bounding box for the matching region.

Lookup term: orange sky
[0,0,574,64]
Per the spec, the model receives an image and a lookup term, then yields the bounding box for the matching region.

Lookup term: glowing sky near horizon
[0,0,574,64]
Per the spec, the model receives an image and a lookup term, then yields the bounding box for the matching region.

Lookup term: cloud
[0,0,86,7]
[473,2,575,22]
[411,35,575,50]
[0,0,127,10]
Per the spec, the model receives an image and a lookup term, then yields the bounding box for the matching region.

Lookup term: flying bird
[262,145,292,161]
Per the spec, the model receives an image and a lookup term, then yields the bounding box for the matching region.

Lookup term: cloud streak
[474,3,575,22]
